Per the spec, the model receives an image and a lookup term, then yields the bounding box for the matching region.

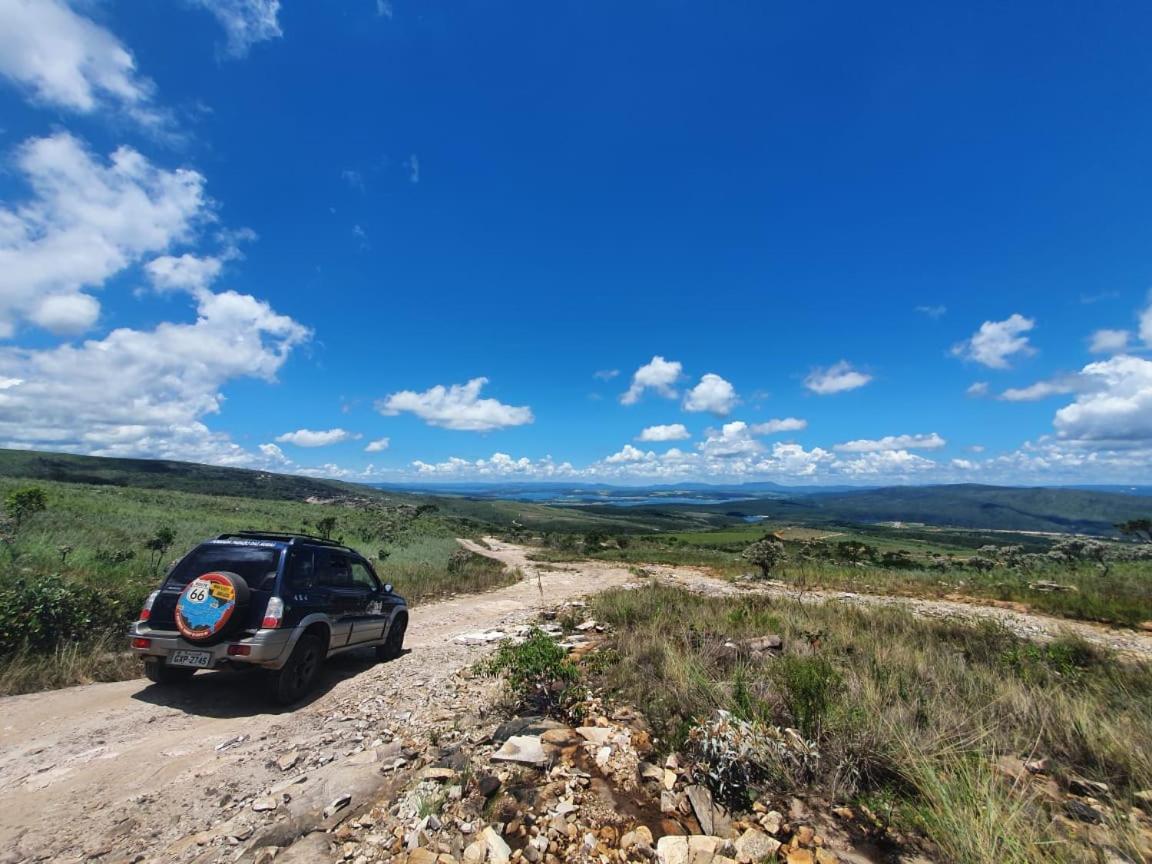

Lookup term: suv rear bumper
[128,622,294,670]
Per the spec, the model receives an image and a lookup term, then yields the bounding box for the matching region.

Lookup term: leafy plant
[4,486,47,527]
[477,627,581,715]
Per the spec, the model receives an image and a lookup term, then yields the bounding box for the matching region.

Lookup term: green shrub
[0,574,145,653]
[478,627,581,714]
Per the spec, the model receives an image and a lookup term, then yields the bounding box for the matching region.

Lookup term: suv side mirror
[383,583,393,594]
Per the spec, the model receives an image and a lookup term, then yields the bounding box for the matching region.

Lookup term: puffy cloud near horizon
[834,433,946,453]
[620,355,682,405]
[804,361,872,395]
[698,421,763,458]
[0,133,209,337]
[189,0,282,57]
[833,449,937,476]
[605,444,655,464]
[682,373,738,415]
[0,0,166,128]
[749,418,807,435]
[377,377,533,431]
[412,452,576,478]
[0,288,310,465]
[637,423,691,442]
[275,428,359,447]
[952,314,1035,368]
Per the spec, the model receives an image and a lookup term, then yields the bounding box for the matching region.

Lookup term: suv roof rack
[215,531,348,549]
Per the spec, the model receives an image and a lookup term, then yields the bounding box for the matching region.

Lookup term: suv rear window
[166,543,283,593]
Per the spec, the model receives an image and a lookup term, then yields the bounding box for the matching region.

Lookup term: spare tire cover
[175,571,250,643]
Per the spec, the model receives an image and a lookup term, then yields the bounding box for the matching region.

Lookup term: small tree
[316,516,338,540]
[146,526,177,576]
[742,538,787,579]
[1118,518,1152,544]
[4,486,46,528]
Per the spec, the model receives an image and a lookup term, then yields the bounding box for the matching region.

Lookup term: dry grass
[0,631,140,696]
[586,584,1152,864]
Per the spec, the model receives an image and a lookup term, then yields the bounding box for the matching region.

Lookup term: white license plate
[169,649,212,668]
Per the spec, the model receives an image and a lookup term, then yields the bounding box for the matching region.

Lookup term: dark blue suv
[129,532,408,704]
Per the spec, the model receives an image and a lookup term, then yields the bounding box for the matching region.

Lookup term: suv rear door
[314,549,365,648]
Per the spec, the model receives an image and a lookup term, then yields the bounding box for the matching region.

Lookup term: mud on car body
[129,531,407,704]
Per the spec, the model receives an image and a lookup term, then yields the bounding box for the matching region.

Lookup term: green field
[522,521,1152,626]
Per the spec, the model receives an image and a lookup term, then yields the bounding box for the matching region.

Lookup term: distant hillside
[0,448,714,534]
[694,484,1152,535]
[0,448,385,502]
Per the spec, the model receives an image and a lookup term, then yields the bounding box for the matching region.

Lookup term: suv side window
[284,548,315,591]
[349,559,379,592]
[316,549,354,588]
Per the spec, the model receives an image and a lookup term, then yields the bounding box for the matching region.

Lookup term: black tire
[268,634,324,705]
[375,615,407,662]
[143,657,197,685]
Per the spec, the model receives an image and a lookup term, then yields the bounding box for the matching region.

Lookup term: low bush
[477,628,581,716]
[0,573,144,654]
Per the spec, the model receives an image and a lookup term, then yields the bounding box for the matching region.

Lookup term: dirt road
[465,540,1152,661]
[1,538,1148,863]
[0,539,635,864]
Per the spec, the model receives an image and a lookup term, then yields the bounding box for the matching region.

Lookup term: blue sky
[1,0,1151,485]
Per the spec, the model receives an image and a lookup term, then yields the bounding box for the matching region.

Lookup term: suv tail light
[262,596,284,629]
[138,590,159,622]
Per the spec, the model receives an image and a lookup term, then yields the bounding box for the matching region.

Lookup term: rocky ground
[1,538,1149,864]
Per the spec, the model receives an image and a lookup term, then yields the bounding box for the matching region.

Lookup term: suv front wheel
[143,657,197,685]
[376,616,407,662]
[268,634,324,704]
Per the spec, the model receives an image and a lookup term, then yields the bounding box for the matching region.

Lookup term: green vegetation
[677,483,1152,535]
[0,475,516,696]
[585,584,1152,864]
[523,525,1152,627]
[477,627,582,715]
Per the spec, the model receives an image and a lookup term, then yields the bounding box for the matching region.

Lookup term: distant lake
[506,492,762,507]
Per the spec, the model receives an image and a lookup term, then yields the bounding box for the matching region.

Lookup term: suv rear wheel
[268,634,323,704]
[376,616,407,662]
[143,657,197,685]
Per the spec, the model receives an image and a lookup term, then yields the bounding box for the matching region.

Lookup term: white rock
[576,727,612,746]
[734,828,781,863]
[656,835,689,864]
[482,826,511,864]
[491,735,548,766]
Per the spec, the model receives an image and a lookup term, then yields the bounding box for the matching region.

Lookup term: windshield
[165,544,283,593]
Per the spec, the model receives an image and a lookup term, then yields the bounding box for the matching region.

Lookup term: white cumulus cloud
[0,133,209,337]
[804,361,872,395]
[275,428,359,448]
[605,444,655,464]
[698,421,763,458]
[1089,329,1130,355]
[377,377,533,431]
[1053,355,1152,442]
[834,433,946,453]
[749,418,807,435]
[620,355,682,405]
[0,288,309,464]
[365,437,390,453]
[682,373,738,415]
[0,0,164,127]
[145,253,224,295]
[637,424,690,442]
[952,314,1035,369]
